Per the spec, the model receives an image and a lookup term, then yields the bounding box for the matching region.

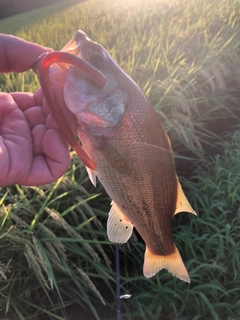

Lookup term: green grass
[1,0,240,156]
[0,157,115,319]
[0,0,81,34]
[0,0,240,319]
[116,127,240,320]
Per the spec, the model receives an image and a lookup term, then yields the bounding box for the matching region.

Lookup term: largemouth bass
[38,30,196,282]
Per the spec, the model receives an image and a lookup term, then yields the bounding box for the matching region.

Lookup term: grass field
[0,0,240,319]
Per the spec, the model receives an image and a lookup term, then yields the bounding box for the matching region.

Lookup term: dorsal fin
[174,180,197,216]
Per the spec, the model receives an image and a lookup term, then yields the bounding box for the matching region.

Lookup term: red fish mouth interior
[38,51,107,170]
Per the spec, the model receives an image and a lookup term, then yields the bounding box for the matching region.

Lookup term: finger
[11,92,35,111]
[0,138,10,185]
[33,88,44,106]
[0,34,53,73]
[46,113,59,131]
[31,124,47,154]
[42,85,78,133]
[22,129,71,186]
[10,92,46,128]
[43,128,71,182]
[24,107,46,129]
[0,93,30,141]
[41,84,62,116]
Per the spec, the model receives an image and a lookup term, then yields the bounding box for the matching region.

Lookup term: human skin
[0,34,76,186]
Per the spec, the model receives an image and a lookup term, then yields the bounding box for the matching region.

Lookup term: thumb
[0,34,53,73]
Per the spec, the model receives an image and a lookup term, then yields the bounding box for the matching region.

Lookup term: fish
[38,30,196,282]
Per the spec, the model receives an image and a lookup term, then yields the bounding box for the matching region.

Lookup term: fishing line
[115,243,121,320]
[115,243,131,320]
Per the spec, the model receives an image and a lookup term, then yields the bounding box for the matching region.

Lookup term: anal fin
[143,245,190,283]
[174,180,197,216]
[107,201,133,243]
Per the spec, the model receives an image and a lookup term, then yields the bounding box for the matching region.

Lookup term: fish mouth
[61,30,88,56]
[62,30,108,74]
[61,30,98,61]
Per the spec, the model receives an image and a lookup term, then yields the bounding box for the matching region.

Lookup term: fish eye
[89,54,105,70]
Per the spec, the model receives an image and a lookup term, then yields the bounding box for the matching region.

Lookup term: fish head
[52,30,128,136]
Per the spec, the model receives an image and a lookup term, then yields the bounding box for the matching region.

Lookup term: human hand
[0,90,73,187]
[0,34,75,186]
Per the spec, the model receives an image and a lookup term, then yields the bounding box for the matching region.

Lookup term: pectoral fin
[174,180,197,216]
[86,167,97,187]
[143,245,190,283]
[107,201,133,243]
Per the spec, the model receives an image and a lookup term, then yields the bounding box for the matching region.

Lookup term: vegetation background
[0,0,240,319]
[0,0,68,19]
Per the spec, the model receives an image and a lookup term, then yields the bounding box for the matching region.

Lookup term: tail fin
[143,245,190,283]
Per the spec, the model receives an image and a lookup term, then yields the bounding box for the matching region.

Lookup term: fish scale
[80,129,177,256]
[44,30,196,282]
